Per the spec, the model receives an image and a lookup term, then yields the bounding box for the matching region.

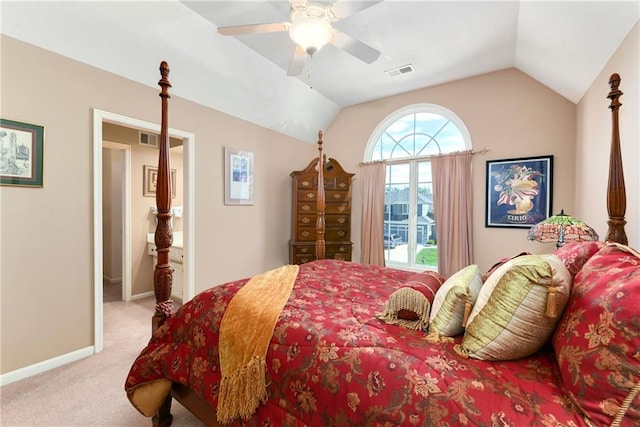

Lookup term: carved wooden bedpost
[605,73,627,245]
[316,131,326,260]
[152,61,174,332]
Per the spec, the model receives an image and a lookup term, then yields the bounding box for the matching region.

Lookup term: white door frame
[102,141,132,302]
[92,109,195,353]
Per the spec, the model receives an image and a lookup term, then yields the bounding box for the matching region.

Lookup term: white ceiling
[2,1,638,143]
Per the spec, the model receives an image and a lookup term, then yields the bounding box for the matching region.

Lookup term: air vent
[139,131,158,148]
[384,64,415,77]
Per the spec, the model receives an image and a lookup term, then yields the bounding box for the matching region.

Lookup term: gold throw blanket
[217,264,299,423]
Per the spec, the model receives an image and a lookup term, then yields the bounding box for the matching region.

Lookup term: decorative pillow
[377,271,445,330]
[458,254,572,361]
[428,265,482,337]
[552,243,640,426]
[553,240,604,277]
[482,251,530,282]
[403,271,446,300]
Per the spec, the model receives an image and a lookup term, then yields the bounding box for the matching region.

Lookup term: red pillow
[553,240,604,277]
[403,270,446,301]
[482,251,530,282]
[552,243,640,425]
[377,271,445,328]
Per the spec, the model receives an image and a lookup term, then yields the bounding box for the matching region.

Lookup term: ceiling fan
[217,0,382,76]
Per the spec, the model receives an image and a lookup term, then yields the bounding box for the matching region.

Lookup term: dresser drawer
[297,189,348,202]
[298,202,316,214]
[326,214,349,226]
[325,228,349,241]
[325,203,350,214]
[325,243,351,257]
[295,227,316,241]
[295,176,351,191]
[298,189,318,201]
[292,250,352,265]
[299,201,350,215]
[297,178,315,189]
[297,214,349,227]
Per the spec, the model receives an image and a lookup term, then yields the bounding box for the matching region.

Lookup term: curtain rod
[358,148,490,166]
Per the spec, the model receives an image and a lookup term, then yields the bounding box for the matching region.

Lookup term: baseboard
[103,275,122,285]
[0,346,94,387]
[131,290,154,300]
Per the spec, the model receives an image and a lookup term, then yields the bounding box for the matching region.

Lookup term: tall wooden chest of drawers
[290,157,354,265]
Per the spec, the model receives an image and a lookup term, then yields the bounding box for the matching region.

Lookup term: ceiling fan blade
[332,31,380,64]
[217,22,289,36]
[329,0,382,20]
[287,45,307,76]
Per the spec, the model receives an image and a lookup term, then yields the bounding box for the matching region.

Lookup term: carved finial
[609,73,620,90]
[158,61,172,99]
[608,73,622,111]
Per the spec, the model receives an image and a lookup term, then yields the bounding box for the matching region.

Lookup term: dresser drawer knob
[302,231,310,237]
[337,231,346,237]
[301,181,310,187]
[306,193,314,199]
[302,205,310,211]
[338,206,346,212]
[301,217,310,224]
[300,247,308,253]
[338,217,346,224]
[333,194,341,199]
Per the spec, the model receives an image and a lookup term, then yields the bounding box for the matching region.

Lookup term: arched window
[365,104,471,270]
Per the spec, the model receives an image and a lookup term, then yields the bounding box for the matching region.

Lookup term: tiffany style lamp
[527,209,599,249]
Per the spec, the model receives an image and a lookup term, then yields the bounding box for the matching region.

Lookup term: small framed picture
[143,165,176,198]
[224,147,254,205]
[1,118,45,187]
[485,155,553,228]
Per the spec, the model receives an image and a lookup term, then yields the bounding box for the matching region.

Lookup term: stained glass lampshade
[527,209,599,249]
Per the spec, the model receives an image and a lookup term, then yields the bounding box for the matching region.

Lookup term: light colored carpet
[0,282,202,426]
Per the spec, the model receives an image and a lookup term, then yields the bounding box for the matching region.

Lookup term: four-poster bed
[125,63,638,426]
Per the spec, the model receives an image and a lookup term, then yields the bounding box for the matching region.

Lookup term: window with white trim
[365,104,472,270]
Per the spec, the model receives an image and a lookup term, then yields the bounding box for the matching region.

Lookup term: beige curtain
[431,151,473,277]
[360,161,386,265]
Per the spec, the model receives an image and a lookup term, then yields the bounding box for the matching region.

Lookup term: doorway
[102,142,130,303]
[92,109,195,353]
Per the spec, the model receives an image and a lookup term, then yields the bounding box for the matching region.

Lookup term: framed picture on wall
[143,165,176,198]
[485,155,553,228]
[224,146,254,205]
[0,118,45,187]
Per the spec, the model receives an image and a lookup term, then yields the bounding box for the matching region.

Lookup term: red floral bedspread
[126,259,588,426]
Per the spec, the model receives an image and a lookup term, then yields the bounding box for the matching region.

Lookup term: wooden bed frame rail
[148,63,628,426]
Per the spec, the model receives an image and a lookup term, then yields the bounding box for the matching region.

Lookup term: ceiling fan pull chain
[306,55,313,89]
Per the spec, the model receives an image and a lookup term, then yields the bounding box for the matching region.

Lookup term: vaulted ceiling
[2,1,638,143]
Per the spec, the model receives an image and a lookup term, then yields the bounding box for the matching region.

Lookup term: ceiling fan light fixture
[289,17,333,56]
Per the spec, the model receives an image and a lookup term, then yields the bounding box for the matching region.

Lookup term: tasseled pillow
[377,271,445,331]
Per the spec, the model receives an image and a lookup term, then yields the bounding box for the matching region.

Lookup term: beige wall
[325,68,577,272]
[0,36,315,374]
[576,22,639,248]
